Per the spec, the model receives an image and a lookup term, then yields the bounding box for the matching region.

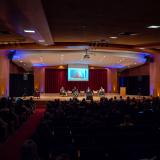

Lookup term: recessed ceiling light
[130,33,137,36]
[24,29,35,33]
[139,47,145,50]
[104,56,106,58]
[20,60,23,63]
[147,25,160,29]
[38,39,45,42]
[109,36,118,39]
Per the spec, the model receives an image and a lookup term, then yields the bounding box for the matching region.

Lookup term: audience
[29,96,160,160]
[0,97,35,142]
[2,95,160,160]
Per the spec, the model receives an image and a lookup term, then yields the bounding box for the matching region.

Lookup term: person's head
[21,139,39,160]
[124,114,131,123]
[114,96,117,100]
[126,96,130,100]
[56,154,70,160]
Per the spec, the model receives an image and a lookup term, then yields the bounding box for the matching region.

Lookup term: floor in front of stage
[26,93,149,102]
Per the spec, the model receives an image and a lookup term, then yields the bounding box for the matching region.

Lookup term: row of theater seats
[0,97,35,142]
[27,97,160,160]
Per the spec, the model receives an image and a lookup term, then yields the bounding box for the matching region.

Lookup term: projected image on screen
[68,65,89,81]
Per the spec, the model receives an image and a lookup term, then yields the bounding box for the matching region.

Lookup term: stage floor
[26,93,149,102]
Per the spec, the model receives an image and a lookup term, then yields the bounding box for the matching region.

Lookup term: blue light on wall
[106,64,125,69]
[138,52,151,63]
[11,50,27,60]
[32,63,47,67]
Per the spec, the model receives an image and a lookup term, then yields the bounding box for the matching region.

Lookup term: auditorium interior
[1,0,160,160]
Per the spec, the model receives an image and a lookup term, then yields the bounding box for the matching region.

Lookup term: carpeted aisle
[0,107,45,160]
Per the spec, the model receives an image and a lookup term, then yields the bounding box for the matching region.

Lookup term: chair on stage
[80,91,85,96]
[93,90,98,96]
[67,90,72,96]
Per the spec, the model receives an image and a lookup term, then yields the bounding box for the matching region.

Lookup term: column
[0,51,10,96]
[33,67,45,92]
[150,53,160,96]
[107,68,118,93]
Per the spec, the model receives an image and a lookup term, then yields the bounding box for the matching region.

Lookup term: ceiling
[0,0,160,46]
[12,49,148,70]
[42,0,160,45]
[0,0,159,69]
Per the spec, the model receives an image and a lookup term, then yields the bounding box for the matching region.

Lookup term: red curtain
[45,69,108,93]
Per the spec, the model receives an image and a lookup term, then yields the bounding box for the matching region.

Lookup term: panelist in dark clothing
[98,86,105,97]
[86,87,93,100]
[72,86,79,97]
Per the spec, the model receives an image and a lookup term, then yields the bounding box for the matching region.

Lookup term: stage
[25,93,149,103]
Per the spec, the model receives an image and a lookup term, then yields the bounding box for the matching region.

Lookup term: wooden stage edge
[23,93,150,105]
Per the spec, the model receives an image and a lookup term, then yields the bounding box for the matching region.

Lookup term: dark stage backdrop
[10,74,34,97]
[45,69,108,93]
[119,75,150,96]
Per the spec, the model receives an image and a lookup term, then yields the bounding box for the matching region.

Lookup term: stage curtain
[45,69,108,93]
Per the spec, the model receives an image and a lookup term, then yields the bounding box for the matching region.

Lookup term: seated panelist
[72,86,79,97]
[86,87,93,100]
[60,86,67,96]
[98,86,105,97]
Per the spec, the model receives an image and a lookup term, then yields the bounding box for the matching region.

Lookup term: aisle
[0,106,45,160]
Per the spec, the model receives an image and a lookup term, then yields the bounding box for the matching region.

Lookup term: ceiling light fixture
[109,36,118,39]
[24,29,36,33]
[38,39,45,42]
[147,25,160,29]
[139,47,145,50]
